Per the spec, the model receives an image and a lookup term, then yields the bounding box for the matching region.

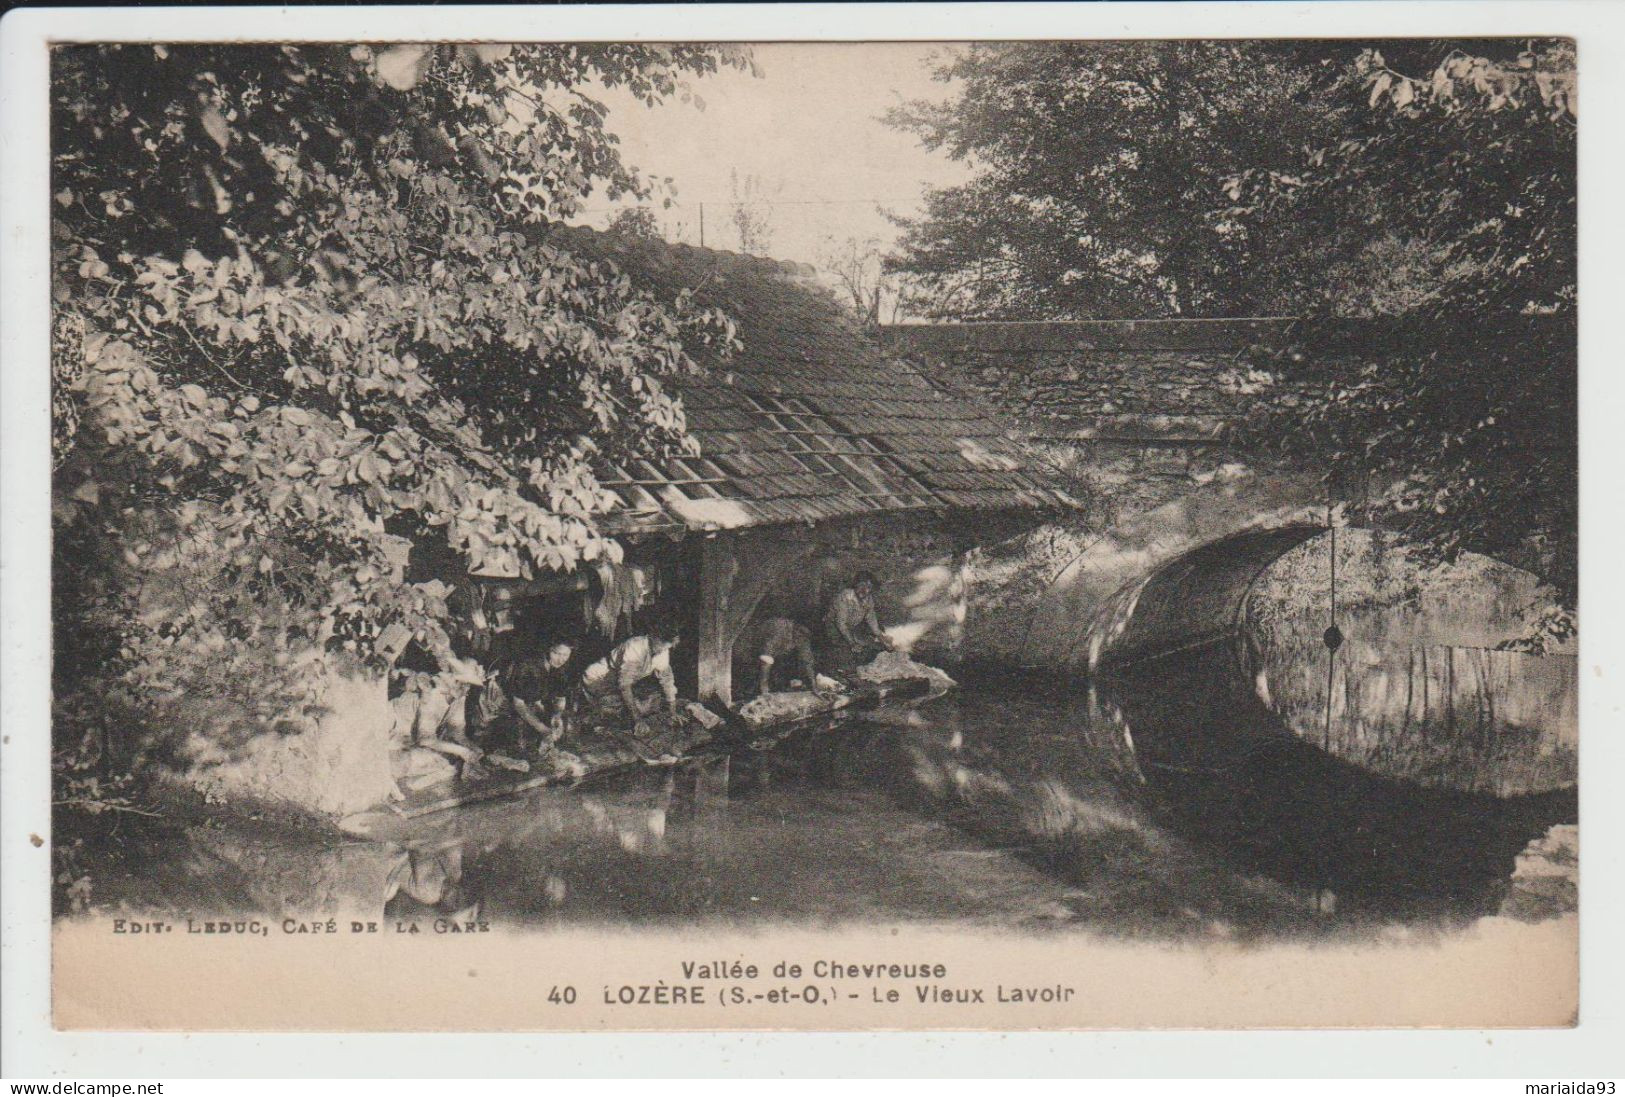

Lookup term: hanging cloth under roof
[593,560,651,641]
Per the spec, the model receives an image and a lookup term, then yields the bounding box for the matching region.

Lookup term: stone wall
[181,665,398,820]
[882,319,1306,522]
[881,320,1323,668]
[885,319,1289,419]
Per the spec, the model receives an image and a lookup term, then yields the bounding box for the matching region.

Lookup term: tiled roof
[540,225,1074,534]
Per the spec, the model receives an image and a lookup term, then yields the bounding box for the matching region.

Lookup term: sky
[570,43,975,269]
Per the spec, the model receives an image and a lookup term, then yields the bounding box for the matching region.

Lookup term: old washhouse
[193,227,1074,821]
[543,225,1074,709]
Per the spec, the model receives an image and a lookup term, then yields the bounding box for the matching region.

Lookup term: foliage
[606,205,664,241]
[50,719,148,913]
[1229,43,1575,320]
[887,40,1577,600]
[51,43,748,759]
[1497,604,1577,655]
[727,169,779,256]
[816,234,911,326]
[884,42,1338,318]
[53,838,95,915]
[1236,42,1576,599]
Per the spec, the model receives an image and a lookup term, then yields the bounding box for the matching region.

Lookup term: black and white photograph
[6,10,1598,1044]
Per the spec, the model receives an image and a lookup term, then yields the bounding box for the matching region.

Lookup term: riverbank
[53,667,1577,943]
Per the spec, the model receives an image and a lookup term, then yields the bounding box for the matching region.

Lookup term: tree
[887,40,1577,604]
[884,41,1339,319]
[50,43,750,767]
[817,234,903,325]
[606,205,664,241]
[1233,42,1577,603]
[1229,43,1575,321]
[727,169,779,255]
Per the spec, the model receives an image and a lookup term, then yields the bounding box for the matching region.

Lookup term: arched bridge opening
[1094,524,1325,674]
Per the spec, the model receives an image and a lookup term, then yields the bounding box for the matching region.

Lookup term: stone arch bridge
[879,318,1551,675]
[882,319,1575,797]
[880,318,1335,671]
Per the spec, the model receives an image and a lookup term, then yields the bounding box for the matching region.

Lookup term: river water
[71,651,1577,941]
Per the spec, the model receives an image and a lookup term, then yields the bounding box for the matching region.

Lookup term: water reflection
[1103,646,1576,922]
[86,657,1576,939]
[1253,627,1578,797]
[384,841,480,922]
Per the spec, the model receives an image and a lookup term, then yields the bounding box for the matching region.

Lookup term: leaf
[199,105,231,150]
[374,45,432,91]
[1369,71,1393,108]
[458,135,501,183]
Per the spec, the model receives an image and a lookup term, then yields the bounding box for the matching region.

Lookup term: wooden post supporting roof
[696,535,735,706]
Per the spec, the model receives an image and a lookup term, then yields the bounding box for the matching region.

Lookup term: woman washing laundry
[740,615,831,698]
[579,617,690,732]
[388,653,490,799]
[823,570,895,677]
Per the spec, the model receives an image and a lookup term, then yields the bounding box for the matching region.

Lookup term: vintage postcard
[7,8,1590,1038]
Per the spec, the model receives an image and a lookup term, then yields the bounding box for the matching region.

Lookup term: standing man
[823,570,894,676]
